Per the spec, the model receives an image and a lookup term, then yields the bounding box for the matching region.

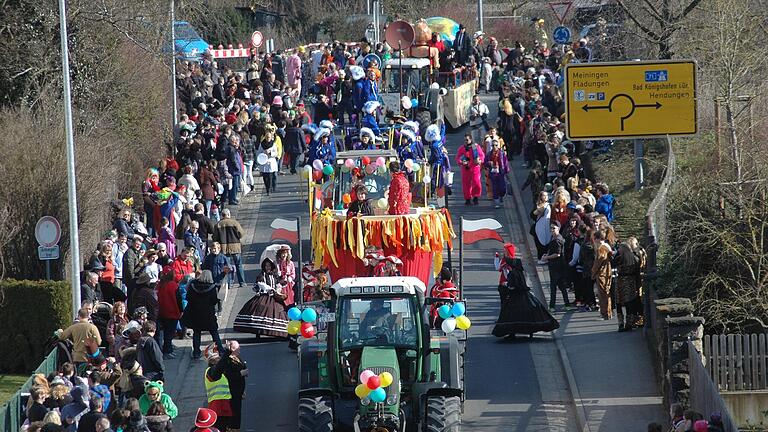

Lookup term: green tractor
[297,276,466,432]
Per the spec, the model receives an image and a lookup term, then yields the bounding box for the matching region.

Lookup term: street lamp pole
[170,0,178,133]
[57,0,81,319]
[477,0,484,32]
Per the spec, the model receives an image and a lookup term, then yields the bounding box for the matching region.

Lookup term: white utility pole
[170,0,178,132]
[57,0,81,318]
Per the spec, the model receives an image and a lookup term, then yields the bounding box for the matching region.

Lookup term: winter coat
[157,279,182,320]
[595,194,615,222]
[283,127,307,154]
[198,166,218,201]
[131,284,159,322]
[145,414,173,432]
[213,218,245,255]
[202,253,229,284]
[181,279,219,331]
[137,336,165,381]
[113,218,139,241]
[123,248,142,284]
[387,172,412,215]
[190,212,214,242]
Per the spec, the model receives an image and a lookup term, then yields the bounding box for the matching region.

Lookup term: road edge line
[504,170,590,432]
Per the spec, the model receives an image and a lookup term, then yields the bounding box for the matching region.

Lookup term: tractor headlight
[361,397,371,406]
[386,395,398,405]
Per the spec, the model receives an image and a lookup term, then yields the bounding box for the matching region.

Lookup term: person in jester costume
[307,128,336,167]
[425,123,451,194]
[361,101,382,136]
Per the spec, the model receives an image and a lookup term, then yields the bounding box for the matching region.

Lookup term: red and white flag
[462,218,504,244]
[270,218,299,244]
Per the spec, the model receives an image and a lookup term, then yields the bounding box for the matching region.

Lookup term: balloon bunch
[354,369,394,403]
[437,302,471,333]
[308,160,334,180]
[403,159,421,173]
[287,307,318,338]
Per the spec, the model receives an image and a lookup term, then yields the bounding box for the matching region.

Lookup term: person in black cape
[492,243,559,339]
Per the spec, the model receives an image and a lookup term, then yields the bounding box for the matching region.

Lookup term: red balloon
[301,324,316,338]
[312,170,323,181]
[367,375,381,390]
[301,321,313,331]
[362,156,371,166]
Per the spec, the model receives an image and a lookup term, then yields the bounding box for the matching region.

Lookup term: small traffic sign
[38,245,60,261]
[552,26,571,44]
[564,60,697,140]
[35,216,61,247]
[548,1,573,25]
[251,31,263,48]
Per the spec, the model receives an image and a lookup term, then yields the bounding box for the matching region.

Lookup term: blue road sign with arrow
[553,26,571,44]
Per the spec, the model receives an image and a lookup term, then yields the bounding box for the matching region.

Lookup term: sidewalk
[162,183,267,432]
[507,154,667,431]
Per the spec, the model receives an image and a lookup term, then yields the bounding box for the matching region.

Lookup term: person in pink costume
[455,133,486,205]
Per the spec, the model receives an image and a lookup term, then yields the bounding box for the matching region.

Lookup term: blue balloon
[301,308,318,323]
[369,387,387,403]
[451,302,466,317]
[438,305,452,320]
[410,98,419,108]
[288,307,302,321]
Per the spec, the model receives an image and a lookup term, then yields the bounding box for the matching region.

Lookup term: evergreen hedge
[0,280,71,373]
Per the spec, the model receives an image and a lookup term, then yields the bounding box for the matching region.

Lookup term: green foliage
[0,280,71,373]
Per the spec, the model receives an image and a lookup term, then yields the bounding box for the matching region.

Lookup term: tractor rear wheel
[298,396,333,432]
[424,395,461,432]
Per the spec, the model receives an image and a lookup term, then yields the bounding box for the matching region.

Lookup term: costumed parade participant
[429,267,459,328]
[361,101,382,135]
[492,243,559,339]
[387,161,412,215]
[425,123,451,195]
[397,129,424,173]
[348,184,374,216]
[455,133,485,205]
[358,127,377,150]
[485,139,510,208]
[307,128,336,175]
[275,245,296,308]
[373,256,403,277]
[233,258,289,338]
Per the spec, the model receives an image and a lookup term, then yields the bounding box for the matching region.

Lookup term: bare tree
[615,0,704,59]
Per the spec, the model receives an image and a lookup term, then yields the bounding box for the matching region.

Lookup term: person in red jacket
[156,267,182,359]
[387,161,412,215]
[169,247,195,283]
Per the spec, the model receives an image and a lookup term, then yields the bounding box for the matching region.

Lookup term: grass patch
[0,375,29,406]
[587,138,668,240]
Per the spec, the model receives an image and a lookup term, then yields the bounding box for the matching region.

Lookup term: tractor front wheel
[298,396,333,432]
[424,395,461,432]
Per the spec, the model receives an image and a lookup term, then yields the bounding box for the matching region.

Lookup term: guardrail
[0,348,59,432]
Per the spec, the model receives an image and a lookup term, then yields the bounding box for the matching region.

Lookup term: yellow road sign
[564,60,697,140]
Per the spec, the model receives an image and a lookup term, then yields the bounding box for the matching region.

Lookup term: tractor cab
[297,277,465,432]
[380,58,443,135]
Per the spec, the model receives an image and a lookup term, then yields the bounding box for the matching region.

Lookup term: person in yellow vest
[204,347,232,431]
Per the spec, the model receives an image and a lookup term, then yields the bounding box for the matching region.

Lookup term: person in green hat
[138,380,178,419]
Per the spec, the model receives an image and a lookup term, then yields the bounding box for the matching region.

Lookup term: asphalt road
[223,95,576,431]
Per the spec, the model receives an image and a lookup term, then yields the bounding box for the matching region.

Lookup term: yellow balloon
[456,315,472,330]
[379,371,394,388]
[287,320,301,335]
[355,383,371,398]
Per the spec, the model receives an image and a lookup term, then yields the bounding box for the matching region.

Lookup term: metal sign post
[458,217,464,299]
[635,139,645,190]
[296,216,303,306]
